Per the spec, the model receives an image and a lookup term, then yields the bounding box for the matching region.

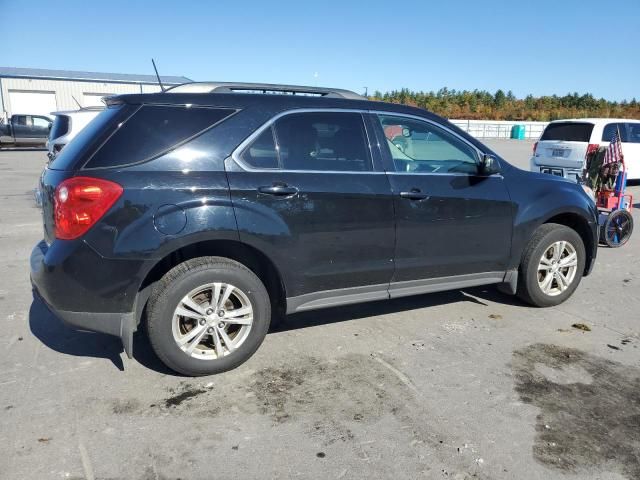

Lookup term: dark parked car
[1,114,52,148]
[31,82,598,376]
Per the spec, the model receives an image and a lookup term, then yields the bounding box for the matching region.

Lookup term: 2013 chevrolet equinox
[30,82,598,376]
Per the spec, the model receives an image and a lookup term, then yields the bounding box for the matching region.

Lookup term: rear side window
[540,122,594,142]
[85,105,235,169]
[48,105,134,171]
[274,112,372,172]
[49,115,70,140]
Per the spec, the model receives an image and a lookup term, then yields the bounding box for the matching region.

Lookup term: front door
[372,113,514,284]
[226,110,395,307]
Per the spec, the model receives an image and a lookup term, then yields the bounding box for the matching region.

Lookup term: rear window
[540,122,594,142]
[49,115,70,141]
[85,105,235,169]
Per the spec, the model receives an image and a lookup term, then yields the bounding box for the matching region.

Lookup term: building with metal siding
[0,67,191,119]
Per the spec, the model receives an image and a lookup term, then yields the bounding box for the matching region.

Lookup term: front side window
[378,115,478,174]
[273,112,372,172]
[32,116,50,129]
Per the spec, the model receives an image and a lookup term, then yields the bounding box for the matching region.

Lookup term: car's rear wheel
[517,223,586,307]
[146,256,271,376]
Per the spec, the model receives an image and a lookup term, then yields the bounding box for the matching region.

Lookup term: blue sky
[2,0,638,100]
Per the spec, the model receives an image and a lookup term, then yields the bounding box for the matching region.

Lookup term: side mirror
[480,154,500,176]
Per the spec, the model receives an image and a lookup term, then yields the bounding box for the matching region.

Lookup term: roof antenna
[72,95,83,109]
[152,58,165,92]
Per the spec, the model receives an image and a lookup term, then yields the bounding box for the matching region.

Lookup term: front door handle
[399,189,429,200]
[258,184,299,196]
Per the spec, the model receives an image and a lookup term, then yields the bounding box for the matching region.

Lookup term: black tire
[146,256,271,376]
[601,209,633,248]
[516,223,586,307]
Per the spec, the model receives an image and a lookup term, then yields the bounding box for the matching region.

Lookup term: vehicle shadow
[28,296,176,375]
[29,285,525,374]
[271,285,526,333]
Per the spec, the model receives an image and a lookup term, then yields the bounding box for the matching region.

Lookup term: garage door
[9,90,57,117]
[83,93,114,107]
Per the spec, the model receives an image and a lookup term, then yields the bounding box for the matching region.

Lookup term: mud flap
[119,313,136,359]
[498,270,518,295]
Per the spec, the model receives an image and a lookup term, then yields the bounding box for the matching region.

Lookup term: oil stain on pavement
[512,343,640,479]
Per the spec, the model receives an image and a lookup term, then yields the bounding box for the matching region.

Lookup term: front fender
[506,169,597,270]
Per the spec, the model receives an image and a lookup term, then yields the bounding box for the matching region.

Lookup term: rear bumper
[30,239,146,357]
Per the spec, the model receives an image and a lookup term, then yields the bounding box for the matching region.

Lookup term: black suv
[31,82,598,376]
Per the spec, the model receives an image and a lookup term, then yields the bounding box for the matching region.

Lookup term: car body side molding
[286,271,510,314]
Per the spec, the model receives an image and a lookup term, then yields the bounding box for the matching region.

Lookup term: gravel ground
[0,141,638,480]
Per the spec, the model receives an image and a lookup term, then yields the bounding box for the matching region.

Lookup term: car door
[30,116,52,141]
[11,115,31,140]
[624,123,640,180]
[226,110,395,310]
[371,113,514,291]
[603,122,640,180]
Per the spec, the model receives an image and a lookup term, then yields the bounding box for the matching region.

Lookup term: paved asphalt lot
[0,140,638,480]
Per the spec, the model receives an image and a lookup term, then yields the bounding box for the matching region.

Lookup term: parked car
[0,114,52,148]
[530,118,640,182]
[31,82,598,376]
[47,107,103,159]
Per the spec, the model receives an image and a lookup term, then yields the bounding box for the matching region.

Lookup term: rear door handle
[258,184,299,196]
[399,189,429,200]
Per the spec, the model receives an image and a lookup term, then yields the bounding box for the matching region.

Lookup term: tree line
[368,88,640,121]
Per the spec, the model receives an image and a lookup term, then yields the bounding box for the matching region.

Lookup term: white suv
[46,108,103,159]
[530,118,640,181]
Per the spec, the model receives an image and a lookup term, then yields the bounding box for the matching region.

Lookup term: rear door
[534,122,595,174]
[226,110,395,306]
[372,113,513,285]
[624,123,640,180]
[11,115,31,140]
[602,122,640,180]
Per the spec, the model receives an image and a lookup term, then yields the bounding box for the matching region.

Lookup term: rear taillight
[585,143,599,159]
[54,177,123,240]
[533,141,538,154]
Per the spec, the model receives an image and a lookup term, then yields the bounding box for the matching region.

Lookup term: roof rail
[165,82,366,100]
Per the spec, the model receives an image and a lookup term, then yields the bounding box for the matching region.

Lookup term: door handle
[258,184,299,196]
[399,189,429,200]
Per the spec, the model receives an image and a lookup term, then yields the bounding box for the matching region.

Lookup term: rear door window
[85,105,236,168]
[241,127,279,169]
[273,112,372,172]
[540,122,594,142]
[626,123,640,143]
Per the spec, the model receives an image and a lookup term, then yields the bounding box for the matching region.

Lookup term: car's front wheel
[146,256,271,376]
[517,223,586,307]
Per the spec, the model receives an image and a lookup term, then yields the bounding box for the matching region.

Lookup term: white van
[47,107,103,159]
[530,119,640,181]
